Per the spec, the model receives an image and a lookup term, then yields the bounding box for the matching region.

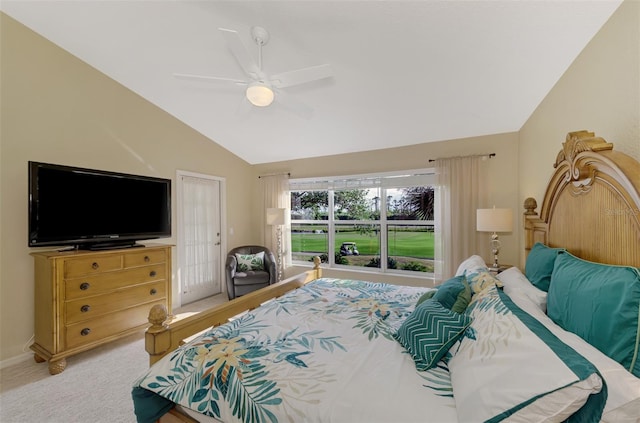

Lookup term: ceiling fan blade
[218,27,259,79]
[270,64,333,89]
[173,73,247,85]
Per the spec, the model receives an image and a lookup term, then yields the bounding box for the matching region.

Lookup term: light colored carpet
[0,294,227,423]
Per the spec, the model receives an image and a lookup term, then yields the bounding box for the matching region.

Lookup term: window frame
[289,169,435,277]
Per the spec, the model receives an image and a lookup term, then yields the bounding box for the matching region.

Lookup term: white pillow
[448,284,605,422]
[497,266,547,313]
[454,255,487,276]
[508,290,640,422]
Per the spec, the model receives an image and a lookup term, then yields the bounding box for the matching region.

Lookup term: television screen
[29,161,171,249]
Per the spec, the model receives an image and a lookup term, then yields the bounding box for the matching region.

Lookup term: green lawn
[291,230,434,259]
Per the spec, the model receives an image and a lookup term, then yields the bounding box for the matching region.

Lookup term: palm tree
[401,187,434,220]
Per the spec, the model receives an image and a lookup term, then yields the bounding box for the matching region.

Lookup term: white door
[177,171,225,305]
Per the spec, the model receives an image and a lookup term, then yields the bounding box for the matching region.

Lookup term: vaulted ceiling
[1,1,622,164]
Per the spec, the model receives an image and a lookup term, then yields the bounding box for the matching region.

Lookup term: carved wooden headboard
[524,130,640,267]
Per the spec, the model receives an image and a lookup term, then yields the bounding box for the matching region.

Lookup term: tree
[291,189,372,220]
[334,190,370,220]
[400,187,434,220]
[291,191,328,220]
[292,188,433,220]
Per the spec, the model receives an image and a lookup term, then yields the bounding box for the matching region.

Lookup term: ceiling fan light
[246,83,274,107]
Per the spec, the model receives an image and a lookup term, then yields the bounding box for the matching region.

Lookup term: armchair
[226,245,277,300]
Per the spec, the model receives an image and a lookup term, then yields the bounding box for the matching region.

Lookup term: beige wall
[519,0,640,231]
[0,14,256,362]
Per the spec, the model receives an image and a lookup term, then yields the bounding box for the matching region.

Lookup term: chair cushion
[233,270,270,285]
[235,252,265,271]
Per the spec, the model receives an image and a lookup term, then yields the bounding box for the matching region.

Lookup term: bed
[133,130,640,423]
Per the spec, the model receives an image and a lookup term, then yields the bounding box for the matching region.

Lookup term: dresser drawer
[65,281,166,324]
[65,265,166,300]
[124,249,167,268]
[64,255,123,278]
[65,300,165,349]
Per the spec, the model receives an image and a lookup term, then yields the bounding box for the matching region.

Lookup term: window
[290,170,435,276]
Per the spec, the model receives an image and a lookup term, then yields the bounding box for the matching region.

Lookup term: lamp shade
[476,208,513,233]
[266,208,286,226]
[246,82,275,107]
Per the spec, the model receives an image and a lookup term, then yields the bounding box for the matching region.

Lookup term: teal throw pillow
[432,275,472,313]
[235,252,265,272]
[416,290,436,307]
[525,242,565,291]
[547,251,640,377]
[394,299,472,371]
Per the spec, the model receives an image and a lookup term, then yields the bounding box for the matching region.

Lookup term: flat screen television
[28,161,171,250]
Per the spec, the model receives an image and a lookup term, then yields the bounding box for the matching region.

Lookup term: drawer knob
[80,282,90,290]
[144,256,150,262]
[149,270,157,277]
[80,304,91,313]
[80,328,91,336]
[91,262,99,270]
[150,288,157,295]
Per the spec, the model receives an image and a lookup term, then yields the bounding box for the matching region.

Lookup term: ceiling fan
[174,26,333,108]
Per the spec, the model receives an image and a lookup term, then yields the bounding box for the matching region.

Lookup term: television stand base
[57,242,146,252]
[87,242,144,251]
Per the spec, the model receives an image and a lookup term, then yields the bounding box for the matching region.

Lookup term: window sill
[288,263,435,287]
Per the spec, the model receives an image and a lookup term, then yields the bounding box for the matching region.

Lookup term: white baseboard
[0,351,33,370]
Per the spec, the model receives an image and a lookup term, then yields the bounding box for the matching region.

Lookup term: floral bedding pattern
[448,284,606,422]
[133,278,458,423]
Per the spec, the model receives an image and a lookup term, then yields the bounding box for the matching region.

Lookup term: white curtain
[434,156,487,283]
[261,174,291,277]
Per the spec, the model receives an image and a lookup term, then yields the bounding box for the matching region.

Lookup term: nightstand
[487,264,512,275]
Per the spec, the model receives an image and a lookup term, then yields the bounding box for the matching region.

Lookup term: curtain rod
[428,153,495,163]
[258,172,291,179]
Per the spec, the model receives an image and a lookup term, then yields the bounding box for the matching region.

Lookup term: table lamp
[476,207,513,269]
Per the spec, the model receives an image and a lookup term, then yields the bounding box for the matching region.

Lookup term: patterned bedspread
[133,278,457,423]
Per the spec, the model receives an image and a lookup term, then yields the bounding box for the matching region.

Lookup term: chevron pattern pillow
[394,300,472,371]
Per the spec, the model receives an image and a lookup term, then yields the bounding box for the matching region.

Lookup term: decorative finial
[148,304,168,330]
[524,197,537,215]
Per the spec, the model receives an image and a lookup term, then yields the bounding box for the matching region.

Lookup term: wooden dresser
[30,244,172,374]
